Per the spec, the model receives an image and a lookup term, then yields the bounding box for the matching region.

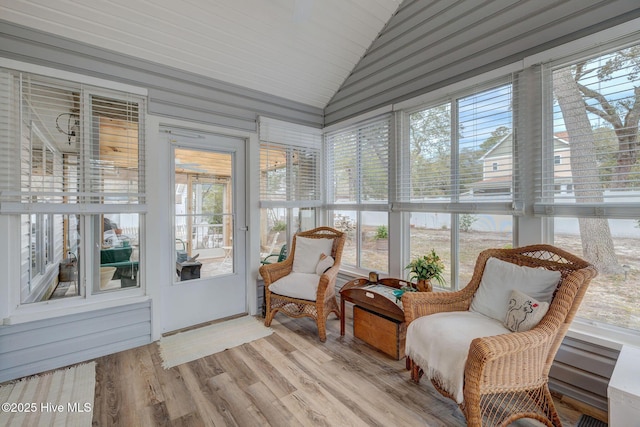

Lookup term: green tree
[479,125,511,152]
[553,70,618,273]
[573,47,640,188]
[409,104,451,198]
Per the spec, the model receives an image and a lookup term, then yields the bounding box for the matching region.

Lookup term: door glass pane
[175,148,233,281]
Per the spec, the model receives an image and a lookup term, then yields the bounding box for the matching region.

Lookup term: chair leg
[264,292,274,327]
[409,359,423,383]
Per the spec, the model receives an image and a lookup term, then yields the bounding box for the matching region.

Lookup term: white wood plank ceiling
[0,0,402,109]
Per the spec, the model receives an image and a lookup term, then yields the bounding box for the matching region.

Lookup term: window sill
[3,291,150,325]
[566,318,640,350]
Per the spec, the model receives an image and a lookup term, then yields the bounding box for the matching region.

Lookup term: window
[0,67,146,305]
[399,81,516,289]
[540,40,640,332]
[325,115,390,273]
[259,117,322,259]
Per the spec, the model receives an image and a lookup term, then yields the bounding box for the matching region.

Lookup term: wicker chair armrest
[259,258,293,287]
[464,329,555,391]
[402,288,476,324]
[316,264,340,300]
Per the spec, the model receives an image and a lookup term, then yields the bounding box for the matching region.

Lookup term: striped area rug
[158,315,273,369]
[0,362,96,426]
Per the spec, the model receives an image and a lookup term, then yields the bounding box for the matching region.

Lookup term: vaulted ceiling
[0,0,402,109]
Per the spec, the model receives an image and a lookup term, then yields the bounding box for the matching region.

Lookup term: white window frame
[258,117,323,247]
[0,59,149,324]
[324,113,391,273]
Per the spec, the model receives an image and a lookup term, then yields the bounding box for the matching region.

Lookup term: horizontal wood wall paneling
[1,335,151,384]
[562,335,621,359]
[550,362,610,399]
[546,337,620,413]
[0,302,150,337]
[350,0,529,80]
[0,21,323,129]
[325,0,640,125]
[0,306,150,354]
[0,322,151,370]
[149,100,256,132]
[554,342,618,378]
[329,1,625,116]
[0,301,151,382]
[365,0,452,51]
[549,378,609,412]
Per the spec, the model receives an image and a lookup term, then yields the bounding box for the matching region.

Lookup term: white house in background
[472,132,573,195]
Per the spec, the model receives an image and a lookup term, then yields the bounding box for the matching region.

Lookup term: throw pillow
[504,289,550,332]
[292,236,334,274]
[315,253,334,275]
[469,257,560,322]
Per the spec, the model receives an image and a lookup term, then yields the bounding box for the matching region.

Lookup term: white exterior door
[161,127,247,333]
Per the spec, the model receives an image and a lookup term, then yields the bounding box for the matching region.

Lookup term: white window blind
[395,79,517,214]
[0,68,146,214]
[325,115,390,209]
[535,42,640,218]
[259,117,321,208]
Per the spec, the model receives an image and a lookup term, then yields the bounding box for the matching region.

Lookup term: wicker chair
[403,245,597,427]
[260,227,346,342]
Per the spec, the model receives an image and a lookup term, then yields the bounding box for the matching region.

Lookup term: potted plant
[405,249,446,292]
[374,225,388,250]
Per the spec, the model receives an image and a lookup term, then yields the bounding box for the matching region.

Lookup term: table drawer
[353,305,406,360]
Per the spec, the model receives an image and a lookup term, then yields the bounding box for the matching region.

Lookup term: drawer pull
[365,292,374,298]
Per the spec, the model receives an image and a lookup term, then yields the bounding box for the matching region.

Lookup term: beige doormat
[0,362,96,427]
[158,315,273,369]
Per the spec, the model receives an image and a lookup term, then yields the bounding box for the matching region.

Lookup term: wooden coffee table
[340,277,412,360]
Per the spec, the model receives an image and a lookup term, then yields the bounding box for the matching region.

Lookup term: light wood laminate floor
[91,308,585,426]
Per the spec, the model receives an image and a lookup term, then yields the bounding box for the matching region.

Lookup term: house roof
[480,133,570,161]
[0,0,401,110]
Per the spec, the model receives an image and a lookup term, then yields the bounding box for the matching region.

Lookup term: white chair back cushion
[469,257,561,322]
[269,272,320,301]
[292,237,334,273]
[405,311,510,404]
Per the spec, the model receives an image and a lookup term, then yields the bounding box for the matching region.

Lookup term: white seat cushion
[405,311,510,404]
[269,272,320,301]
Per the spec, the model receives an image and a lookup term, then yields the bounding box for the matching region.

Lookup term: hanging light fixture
[55,112,79,145]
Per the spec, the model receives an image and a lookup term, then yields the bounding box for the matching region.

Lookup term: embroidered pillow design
[504,289,550,332]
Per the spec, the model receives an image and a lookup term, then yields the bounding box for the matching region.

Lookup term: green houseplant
[405,249,445,292]
[374,225,388,250]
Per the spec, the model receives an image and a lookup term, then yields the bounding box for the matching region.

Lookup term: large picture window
[0,67,146,305]
[325,115,390,273]
[259,117,322,261]
[400,81,516,289]
[542,41,640,331]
